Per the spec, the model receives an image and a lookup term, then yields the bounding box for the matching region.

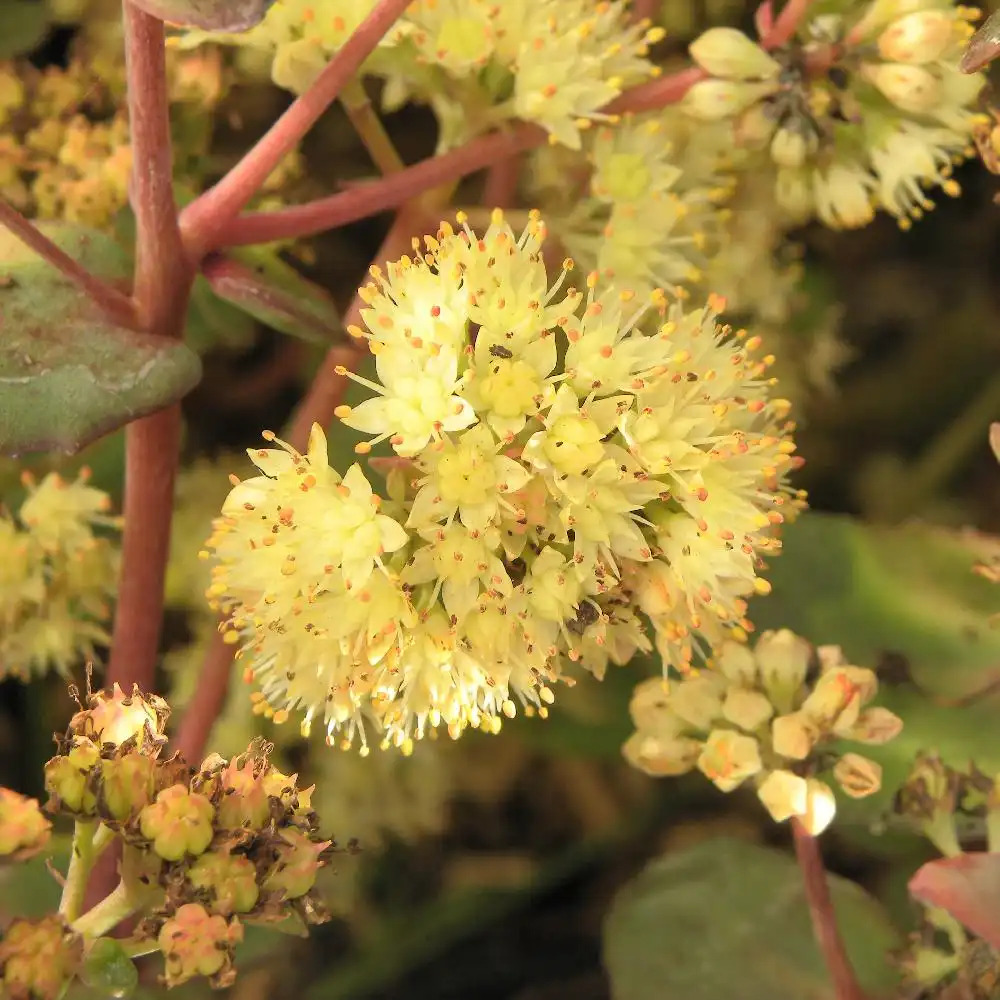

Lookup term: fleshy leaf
[201,254,343,345]
[603,837,900,1000]
[0,224,201,455]
[130,0,275,30]
[82,938,139,999]
[910,853,1000,949]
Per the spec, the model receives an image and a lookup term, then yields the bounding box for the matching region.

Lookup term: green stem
[59,819,98,922]
[118,938,161,959]
[71,881,142,940]
[341,79,405,175]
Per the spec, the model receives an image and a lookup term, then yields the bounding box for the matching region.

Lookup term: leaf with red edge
[201,253,343,345]
[133,0,275,30]
[0,223,201,456]
[910,853,1000,948]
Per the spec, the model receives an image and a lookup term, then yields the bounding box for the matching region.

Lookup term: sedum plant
[0,0,999,997]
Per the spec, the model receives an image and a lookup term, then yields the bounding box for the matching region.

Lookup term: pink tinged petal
[910,853,1000,949]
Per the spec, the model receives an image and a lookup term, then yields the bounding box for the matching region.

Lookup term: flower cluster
[0,788,51,861]
[25,683,338,993]
[623,629,903,834]
[205,210,799,752]
[682,2,985,228]
[0,470,118,680]
[180,0,663,150]
[0,915,83,1000]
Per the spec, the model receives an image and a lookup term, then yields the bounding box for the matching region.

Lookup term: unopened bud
[770,126,818,169]
[878,11,954,64]
[800,779,837,835]
[628,677,678,732]
[622,731,702,777]
[0,789,51,859]
[801,666,877,734]
[263,829,329,900]
[756,629,811,713]
[757,769,809,824]
[683,79,778,122]
[44,739,100,815]
[721,687,774,731]
[689,28,781,79]
[847,706,903,745]
[187,850,259,916]
[715,640,757,686]
[139,785,214,861]
[99,754,157,822]
[833,753,882,798]
[864,62,942,114]
[158,904,242,988]
[697,729,762,792]
[0,915,83,1000]
[771,711,816,760]
[669,674,725,731]
[774,167,813,221]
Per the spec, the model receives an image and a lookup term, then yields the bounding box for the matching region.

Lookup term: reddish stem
[218,124,544,247]
[0,199,137,328]
[607,66,707,114]
[180,0,412,256]
[764,0,812,49]
[791,820,867,1000]
[107,4,193,690]
[173,217,415,763]
[482,154,521,209]
[629,0,660,23]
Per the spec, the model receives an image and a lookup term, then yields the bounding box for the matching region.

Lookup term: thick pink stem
[0,199,137,328]
[180,0,412,256]
[764,0,812,49]
[107,3,192,690]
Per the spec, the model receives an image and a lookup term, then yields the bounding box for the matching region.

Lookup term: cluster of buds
[681,2,985,230]
[0,470,119,681]
[0,788,50,860]
[894,752,1000,858]
[624,629,903,834]
[0,684,339,997]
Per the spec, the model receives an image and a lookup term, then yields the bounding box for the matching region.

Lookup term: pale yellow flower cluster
[205,211,800,752]
[682,0,985,229]
[624,629,903,834]
[0,470,119,680]
[180,0,663,149]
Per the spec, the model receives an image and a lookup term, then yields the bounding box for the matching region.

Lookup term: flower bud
[800,779,837,835]
[715,641,757,686]
[847,706,903,745]
[158,904,242,988]
[770,126,818,169]
[755,629,811,712]
[864,63,942,114]
[263,829,330,900]
[628,677,677,732]
[139,785,214,861]
[622,731,702,777]
[669,674,726,731]
[833,753,882,799]
[801,666,877,734]
[214,758,270,831]
[697,729,762,792]
[721,687,774,731]
[689,27,781,79]
[771,711,816,760]
[44,739,100,815]
[0,915,83,1000]
[757,768,808,823]
[774,167,813,221]
[0,788,51,859]
[187,850,259,916]
[99,754,157,823]
[683,79,777,122]
[878,11,954,64]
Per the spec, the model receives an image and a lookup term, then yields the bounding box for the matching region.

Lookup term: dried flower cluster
[624,629,903,834]
[0,685,339,997]
[0,470,118,680]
